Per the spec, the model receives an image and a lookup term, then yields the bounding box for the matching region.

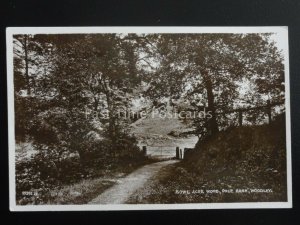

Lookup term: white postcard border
[6,26,292,211]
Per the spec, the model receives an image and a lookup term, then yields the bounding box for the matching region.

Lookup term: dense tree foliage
[14,32,285,152]
[142,34,284,136]
[13,33,285,204]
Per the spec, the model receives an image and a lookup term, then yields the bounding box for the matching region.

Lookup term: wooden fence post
[267,100,272,124]
[176,147,179,159]
[238,110,243,127]
[142,146,147,156]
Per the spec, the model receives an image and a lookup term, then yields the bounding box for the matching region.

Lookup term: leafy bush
[16,144,83,205]
[15,133,147,205]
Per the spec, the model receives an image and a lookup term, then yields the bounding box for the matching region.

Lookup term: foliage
[142,33,285,137]
[16,133,147,205]
[12,33,286,205]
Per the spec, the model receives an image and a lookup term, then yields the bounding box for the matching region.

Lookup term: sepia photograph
[6,27,292,210]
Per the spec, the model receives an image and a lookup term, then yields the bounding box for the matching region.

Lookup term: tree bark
[202,70,218,135]
[23,35,31,95]
[105,89,117,155]
[93,97,99,111]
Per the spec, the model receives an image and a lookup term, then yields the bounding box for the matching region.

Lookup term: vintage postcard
[7,27,292,211]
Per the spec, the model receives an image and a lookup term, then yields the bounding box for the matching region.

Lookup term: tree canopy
[13,32,285,157]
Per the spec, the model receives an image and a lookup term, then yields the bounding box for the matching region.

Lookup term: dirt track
[89,160,178,204]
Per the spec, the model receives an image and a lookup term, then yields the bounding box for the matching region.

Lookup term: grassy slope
[127,115,287,203]
[130,108,198,150]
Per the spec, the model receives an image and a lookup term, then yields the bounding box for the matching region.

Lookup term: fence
[140,145,193,160]
[139,100,285,160]
[215,100,285,127]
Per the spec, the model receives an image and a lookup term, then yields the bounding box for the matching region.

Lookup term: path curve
[89,160,178,204]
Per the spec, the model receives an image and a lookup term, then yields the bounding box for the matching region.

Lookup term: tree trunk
[105,90,117,155]
[202,70,218,135]
[23,35,31,95]
[93,97,99,111]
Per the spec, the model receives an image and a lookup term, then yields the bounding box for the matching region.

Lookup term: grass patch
[46,177,116,204]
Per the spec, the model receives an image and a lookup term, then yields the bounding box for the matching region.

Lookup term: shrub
[16,144,83,205]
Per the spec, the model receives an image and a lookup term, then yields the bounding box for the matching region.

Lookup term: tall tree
[46,34,142,157]
[143,33,284,136]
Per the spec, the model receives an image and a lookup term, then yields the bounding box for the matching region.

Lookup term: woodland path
[89,160,178,204]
